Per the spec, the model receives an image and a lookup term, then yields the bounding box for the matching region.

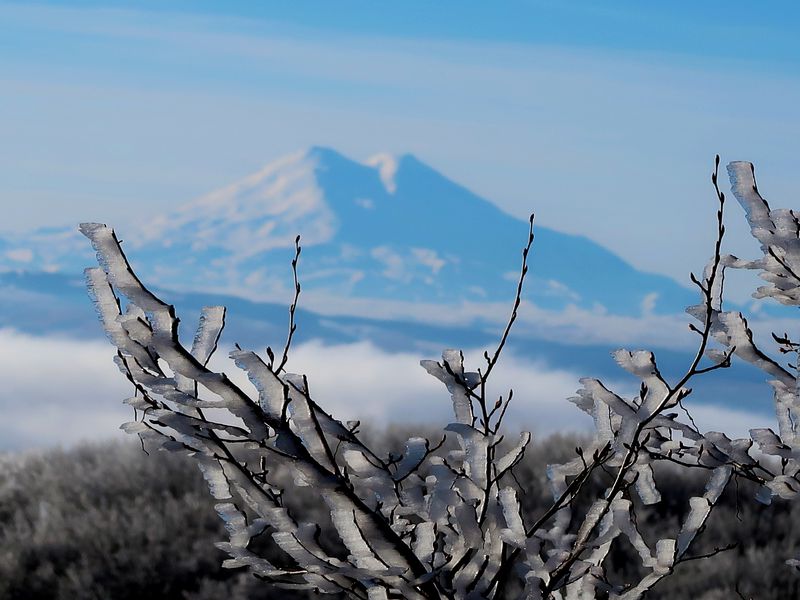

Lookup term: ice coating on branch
[704,465,732,504]
[445,422,489,489]
[192,306,225,365]
[81,223,174,332]
[750,428,790,458]
[675,466,732,557]
[393,437,428,481]
[771,380,800,447]
[229,349,287,418]
[633,462,661,505]
[612,349,674,412]
[367,587,389,600]
[175,305,226,393]
[216,502,261,547]
[329,506,387,571]
[676,496,710,556]
[727,161,800,305]
[411,522,435,564]
[420,349,473,424]
[499,487,526,548]
[702,310,793,386]
[495,431,532,475]
[284,375,339,472]
[85,267,159,373]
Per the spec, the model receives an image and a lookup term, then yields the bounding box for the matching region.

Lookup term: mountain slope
[0,146,696,316]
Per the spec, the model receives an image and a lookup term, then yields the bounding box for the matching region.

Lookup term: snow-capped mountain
[0,146,696,316]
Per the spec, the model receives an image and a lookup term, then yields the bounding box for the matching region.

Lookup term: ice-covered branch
[81,157,794,599]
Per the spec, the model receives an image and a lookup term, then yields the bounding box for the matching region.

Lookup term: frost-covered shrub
[0,442,224,600]
[78,158,800,599]
[694,161,800,569]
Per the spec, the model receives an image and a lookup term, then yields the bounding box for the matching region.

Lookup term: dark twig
[482,213,535,385]
[276,235,302,374]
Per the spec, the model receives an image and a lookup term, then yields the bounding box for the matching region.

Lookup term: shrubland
[2,435,800,600]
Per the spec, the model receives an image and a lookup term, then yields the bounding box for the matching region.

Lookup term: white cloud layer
[0,329,779,453]
[295,294,702,351]
[0,329,131,450]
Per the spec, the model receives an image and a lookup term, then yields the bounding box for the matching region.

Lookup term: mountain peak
[365,153,400,194]
[304,145,347,162]
[307,147,428,195]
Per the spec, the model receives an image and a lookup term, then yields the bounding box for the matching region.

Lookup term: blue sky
[12,1,800,62]
[2,1,800,284]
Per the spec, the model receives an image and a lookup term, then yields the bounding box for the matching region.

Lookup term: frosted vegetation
[74,159,800,598]
[5,435,800,600]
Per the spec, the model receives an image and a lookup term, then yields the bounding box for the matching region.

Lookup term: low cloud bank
[0,329,131,450]
[0,329,776,452]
